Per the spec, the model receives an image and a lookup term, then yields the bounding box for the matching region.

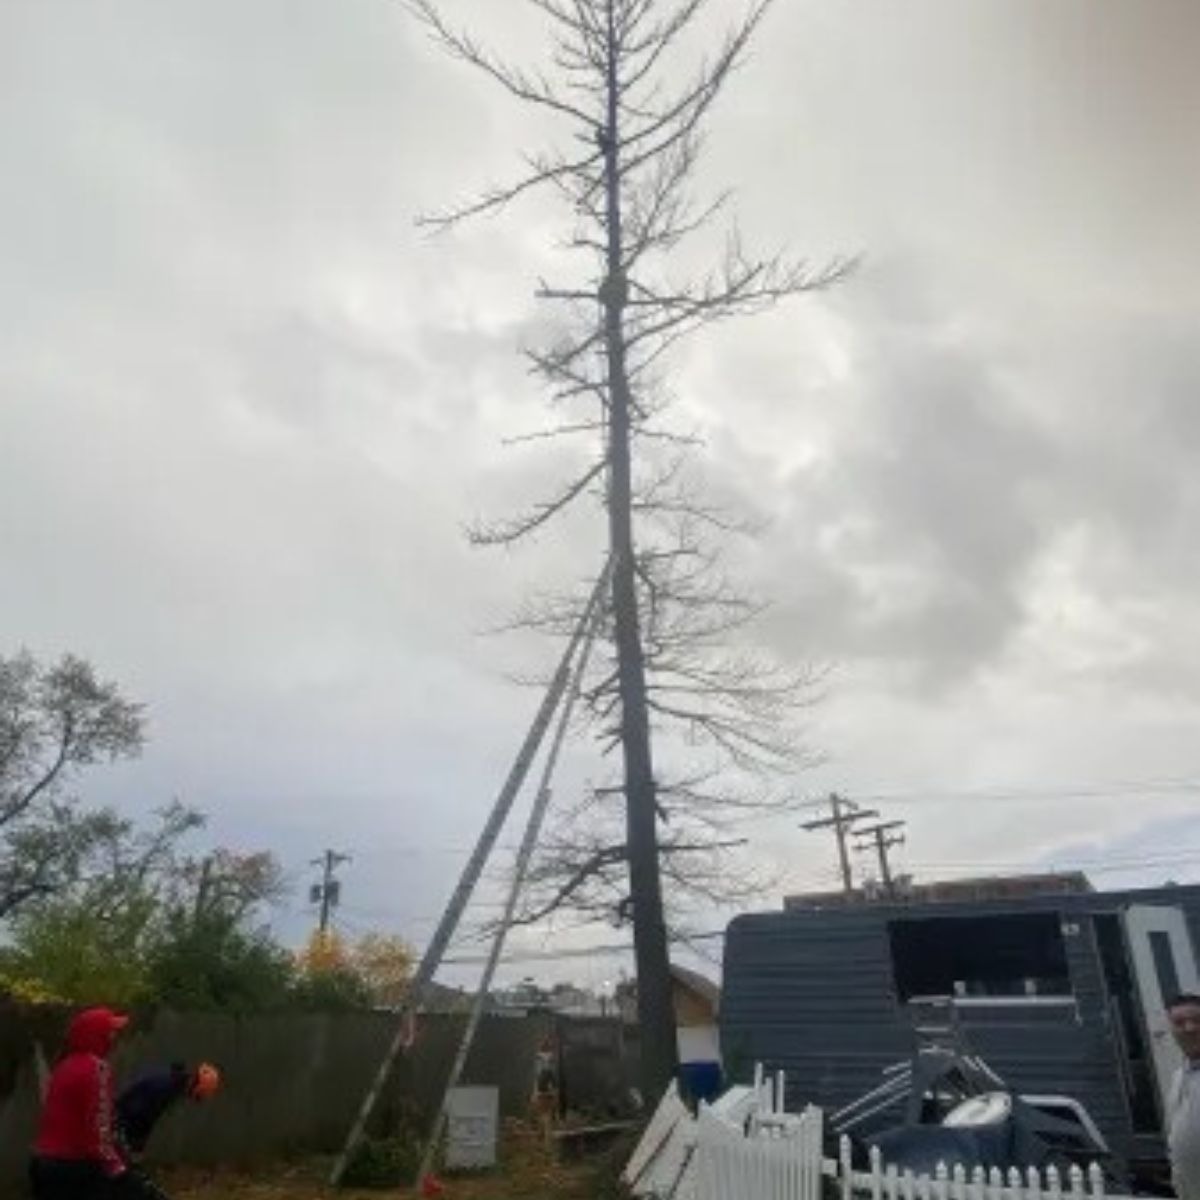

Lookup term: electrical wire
[321,774,1200,870]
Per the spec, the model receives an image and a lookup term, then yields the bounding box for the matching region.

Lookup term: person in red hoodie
[30,1006,130,1199]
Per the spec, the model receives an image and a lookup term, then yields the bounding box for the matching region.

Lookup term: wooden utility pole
[801,794,877,895]
[854,820,907,896]
[311,850,351,934]
[193,856,213,923]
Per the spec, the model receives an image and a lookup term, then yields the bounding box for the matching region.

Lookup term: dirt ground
[161,1160,593,1200]
[158,1127,612,1200]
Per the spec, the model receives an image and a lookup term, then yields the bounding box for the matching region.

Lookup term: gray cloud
[3,0,1200,973]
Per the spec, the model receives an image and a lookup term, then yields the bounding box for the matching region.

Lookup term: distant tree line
[0,651,412,1011]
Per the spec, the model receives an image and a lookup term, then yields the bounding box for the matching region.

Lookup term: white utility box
[445,1085,499,1170]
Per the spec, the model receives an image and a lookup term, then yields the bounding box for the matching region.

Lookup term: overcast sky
[3,0,1199,987]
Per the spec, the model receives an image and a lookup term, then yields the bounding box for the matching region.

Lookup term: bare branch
[0,719,72,827]
[618,2,772,171]
[624,250,856,354]
[620,0,711,93]
[409,0,600,129]
[502,419,605,446]
[467,458,606,545]
[416,148,605,230]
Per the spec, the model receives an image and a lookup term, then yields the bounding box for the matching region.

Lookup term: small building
[615,963,722,1064]
[489,979,608,1017]
[671,963,721,1066]
[722,879,1200,1182]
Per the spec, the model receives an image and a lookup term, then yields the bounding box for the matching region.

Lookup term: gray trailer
[721,883,1200,1187]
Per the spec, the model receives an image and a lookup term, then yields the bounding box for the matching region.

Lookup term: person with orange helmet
[115,1061,221,1160]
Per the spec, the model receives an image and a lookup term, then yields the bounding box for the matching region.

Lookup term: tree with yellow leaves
[350,933,414,1008]
[293,929,414,1011]
[297,928,352,976]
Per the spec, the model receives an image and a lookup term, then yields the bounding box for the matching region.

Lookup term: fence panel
[825,1139,1128,1200]
[697,1127,1137,1200]
[694,1101,823,1200]
[629,1067,1137,1200]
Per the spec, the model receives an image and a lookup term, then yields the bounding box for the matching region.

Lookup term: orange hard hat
[191,1062,220,1100]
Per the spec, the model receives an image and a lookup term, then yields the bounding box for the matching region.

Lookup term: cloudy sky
[3,0,1199,986]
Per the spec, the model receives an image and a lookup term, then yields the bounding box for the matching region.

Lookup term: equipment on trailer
[830,997,1120,1184]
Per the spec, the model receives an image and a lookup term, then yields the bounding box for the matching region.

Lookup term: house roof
[670,963,721,1011]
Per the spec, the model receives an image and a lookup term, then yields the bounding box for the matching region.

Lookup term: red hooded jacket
[33,1007,128,1175]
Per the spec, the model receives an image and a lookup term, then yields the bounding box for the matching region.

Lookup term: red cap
[66,1007,129,1056]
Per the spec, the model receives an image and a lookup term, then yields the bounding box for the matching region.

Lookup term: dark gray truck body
[721,884,1200,1177]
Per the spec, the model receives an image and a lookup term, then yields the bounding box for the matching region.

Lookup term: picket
[630,1067,1136,1200]
[691,1090,824,1200]
[831,1154,1126,1200]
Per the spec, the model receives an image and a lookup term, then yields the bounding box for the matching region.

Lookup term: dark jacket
[116,1065,190,1155]
[33,1008,126,1176]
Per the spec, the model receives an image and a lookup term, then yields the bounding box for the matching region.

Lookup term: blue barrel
[679,1060,723,1106]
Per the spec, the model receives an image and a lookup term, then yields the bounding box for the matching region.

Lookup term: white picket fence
[625,1067,1138,1200]
[832,1140,1117,1200]
[623,1068,823,1200]
[694,1102,824,1200]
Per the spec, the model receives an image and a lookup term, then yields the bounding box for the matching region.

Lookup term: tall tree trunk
[405,0,846,1102]
[601,1,677,1102]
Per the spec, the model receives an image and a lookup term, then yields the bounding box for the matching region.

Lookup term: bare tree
[412,0,849,1095]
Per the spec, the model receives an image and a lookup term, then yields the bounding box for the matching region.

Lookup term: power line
[850,779,1200,805]
[321,776,1200,867]
[906,850,1200,875]
[441,929,726,967]
[336,846,1200,943]
[372,852,1200,967]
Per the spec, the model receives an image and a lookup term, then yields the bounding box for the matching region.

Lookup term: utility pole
[801,794,878,895]
[193,855,213,923]
[854,820,907,897]
[311,850,351,934]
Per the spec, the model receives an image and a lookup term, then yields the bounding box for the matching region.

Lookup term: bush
[0,971,64,1005]
[339,1134,422,1189]
[585,1126,640,1200]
